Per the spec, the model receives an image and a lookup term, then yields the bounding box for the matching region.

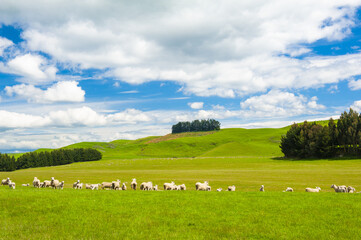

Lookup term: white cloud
[0,1,360,96]
[348,79,361,90]
[240,90,325,117]
[0,54,57,84]
[0,37,13,56]
[188,102,204,109]
[212,104,225,110]
[351,100,361,112]
[5,81,85,103]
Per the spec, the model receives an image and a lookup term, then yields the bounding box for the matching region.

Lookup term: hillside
[59,128,288,160]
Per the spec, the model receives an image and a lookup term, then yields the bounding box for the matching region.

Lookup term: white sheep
[227,185,236,191]
[197,183,211,191]
[348,186,356,193]
[331,184,347,193]
[140,182,153,190]
[173,185,180,190]
[41,180,51,188]
[101,182,113,190]
[33,177,41,188]
[90,184,100,190]
[153,185,158,191]
[1,177,10,185]
[195,181,208,190]
[76,183,83,189]
[217,188,222,192]
[122,183,127,191]
[283,187,293,192]
[8,180,15,189]
[131,178,137,190]
[56,181,64,189]
[179,184,186,191]
[260,185,265,192]
[22,184,30,187]
[164,181,175,190]
[73,180,80,189]
[112,181,121,190]
[305,187,321,192]
[85,184,92,189]
[51,177,60,189]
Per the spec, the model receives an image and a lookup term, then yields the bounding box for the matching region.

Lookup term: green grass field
[2,127,361,239]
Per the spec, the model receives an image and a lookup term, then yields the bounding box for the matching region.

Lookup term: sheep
[140,182,153,190]
[85,184,92,189]
[41,180,51,188]
[33,177,41,188]
[50,177,60,189]
[112,181,121,190]
[8,181,15,189]
[305,187,321,192]
[217,188,222,192]
[348,186,356,193]
[90,184,100,190]
[164,181,175,190]
[283,187,293,192]
[22,184,30,187]
[101,182,113,190]
[227,185,236,191]
[76,183,83,189]
[55,181,64,190]
[131,178,137,190]
[122,183,127,190]
[260,185,265,192]
[173,185,180,190]
[1,177,10,185]
[197,183,211,191]
[153,185,158,191]
[73,180,80,189]
[195,181,208,190]
[331,184,347,193]
[179,184,186,191]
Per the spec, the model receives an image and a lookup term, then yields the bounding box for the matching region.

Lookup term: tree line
[280,108,361,158]
[172,119,221,134]
[0,148,102,172]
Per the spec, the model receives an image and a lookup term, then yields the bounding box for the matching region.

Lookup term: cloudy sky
[1,1,361,152]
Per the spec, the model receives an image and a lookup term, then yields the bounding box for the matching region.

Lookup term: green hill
[59,128,288,160]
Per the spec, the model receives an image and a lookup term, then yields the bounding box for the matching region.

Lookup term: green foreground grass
[1,189,360,239]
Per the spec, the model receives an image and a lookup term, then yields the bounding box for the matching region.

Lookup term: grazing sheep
[90,184,100,190]
[331,184,347,193]
[76,183,83,189]
[73,180,80,189]
[260,185,265,192]
[22,184,30,187]
[8,181,15,189]
[305,187,321,192]
[85,184,92,189]
[283,187,293,192]
[197,183,211,191]
[164,181,175,190]
[50,177,60,189]
[217,188,222,192]
[140,182,153,190]
[195,181,208,190]
[101,182,113,190]
[122,183,127,191]
[55,181,64,190]
[131,178,137,190]
[179,184,186,191]
[348,186,356,193]
[173,185,180,190]
[228,185,236,191]
[153,185,158,191]
[1,177,10,185]
[41,180,51,188]
[33,177,41,188]
[112,181,121,190]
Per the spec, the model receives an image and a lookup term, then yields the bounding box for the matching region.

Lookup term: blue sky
[1,1,361,152]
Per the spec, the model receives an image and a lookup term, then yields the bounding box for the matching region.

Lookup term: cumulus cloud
[240,90,325,117]
[0,37,13,56]
[351,100,361,112]
[348,79,361,90]
[0,1,360,96]
[5,81,85,103]
[0,54,57,84]
[188,102,204,109]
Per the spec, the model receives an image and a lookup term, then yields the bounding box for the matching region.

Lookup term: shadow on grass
[272,156,361,161]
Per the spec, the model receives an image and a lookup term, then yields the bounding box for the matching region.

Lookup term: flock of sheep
[0,177,358,193]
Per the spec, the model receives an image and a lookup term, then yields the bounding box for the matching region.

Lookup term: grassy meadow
[2,127,361,239]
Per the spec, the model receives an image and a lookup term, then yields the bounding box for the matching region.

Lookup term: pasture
[2,127,361,239]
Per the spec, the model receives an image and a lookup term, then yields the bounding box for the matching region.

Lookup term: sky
[1,1,361,152]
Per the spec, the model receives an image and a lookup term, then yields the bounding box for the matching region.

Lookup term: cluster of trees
[280,108,361,158]
[172,119,221,134]
[0,148,102,172]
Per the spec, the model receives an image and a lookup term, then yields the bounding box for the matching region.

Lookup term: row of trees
[172,119,221,134]
[0,148,102,172]
[280,108,361,158]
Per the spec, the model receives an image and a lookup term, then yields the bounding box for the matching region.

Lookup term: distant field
[0,189,360,239]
